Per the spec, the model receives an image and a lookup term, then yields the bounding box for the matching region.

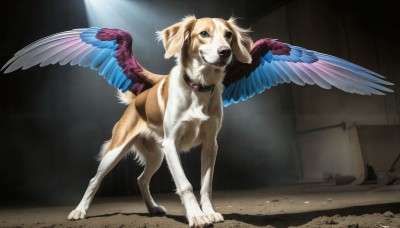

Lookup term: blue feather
[121,79,132,92]
[89,40,112,48]
[260,55,266,66]
[252,68,265,93]
[81,28,99,36]
[234,79,242,101]
[105,61,119,83]
[255,65,267,87]
[232,81,241,103]
[238,78,247,101]
[249,71,262,94]
[288,49,302,62]
[282,55,291,61]
[257,66,271,89]
[116,72,128,88]
[273,55,282,61]
[270,62,290,83]
[265,51,273,63]
[229,82,237,103]
[301,51,318,63]
[90,48,112,70]
[81,36,98,44]
[79,48,102,67]
[248,72,257,94]
[223,100,229,107]
[246,75,255,98]
[99,54,115,76]
[109,67,123,86]
[223,90,233,106]
[290,48,302,57]
[240,77,248,101]
[264,63,279,86]
[103,58,118,78]
[81,29,117,49]
[223,83,235,100]
[241,78,249,101]
[222,86,232,105]
[228,84,236,100]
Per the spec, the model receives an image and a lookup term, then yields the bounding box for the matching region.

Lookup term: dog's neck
[182,56,225,89]
[183,74,215,93]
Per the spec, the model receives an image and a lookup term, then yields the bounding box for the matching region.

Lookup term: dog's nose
[218,46,232,58]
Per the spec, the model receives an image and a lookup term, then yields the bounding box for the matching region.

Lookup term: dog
[68,16,251,227]
[2,15,393,228]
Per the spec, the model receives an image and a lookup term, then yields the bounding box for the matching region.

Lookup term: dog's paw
[149,205,167,215]
[67,209,86,220]
[189,214,212,228]
[205,212,224,224]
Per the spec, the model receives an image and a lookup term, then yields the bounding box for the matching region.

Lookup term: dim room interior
[0,0,399,227]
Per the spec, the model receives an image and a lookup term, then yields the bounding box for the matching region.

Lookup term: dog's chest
[171,95,215,152]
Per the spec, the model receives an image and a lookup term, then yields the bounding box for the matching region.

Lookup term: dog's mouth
[201,55,228,68]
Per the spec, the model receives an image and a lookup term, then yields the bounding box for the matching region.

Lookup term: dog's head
[159,16,253,69]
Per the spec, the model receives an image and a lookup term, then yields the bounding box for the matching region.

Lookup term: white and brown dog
[2,14,393,228]
[67,16,252,227]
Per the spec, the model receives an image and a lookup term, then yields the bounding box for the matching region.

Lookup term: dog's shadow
[87,212,188,224]
[86,202,400,227]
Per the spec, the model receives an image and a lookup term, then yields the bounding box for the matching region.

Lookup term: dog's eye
[225,31,233,39]
[200,31,210,38]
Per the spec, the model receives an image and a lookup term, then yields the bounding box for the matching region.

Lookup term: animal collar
[183,74,215,93]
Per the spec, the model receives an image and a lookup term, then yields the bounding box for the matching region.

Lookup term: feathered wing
[223,38,394,107]
[1,28,165,95]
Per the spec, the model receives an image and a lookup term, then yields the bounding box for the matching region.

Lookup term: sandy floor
[1,184,399,228]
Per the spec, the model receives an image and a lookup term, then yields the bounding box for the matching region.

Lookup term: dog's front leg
[163,138,211,227]
[200,139,224,223]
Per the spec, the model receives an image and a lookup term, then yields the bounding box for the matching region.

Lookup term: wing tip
[2,65,15,74]
[1,59,15,73]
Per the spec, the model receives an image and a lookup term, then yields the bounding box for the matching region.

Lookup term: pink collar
[183,74,215,93]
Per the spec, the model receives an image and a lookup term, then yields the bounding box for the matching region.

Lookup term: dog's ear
[158,16,197,59]
[227,18,253,64]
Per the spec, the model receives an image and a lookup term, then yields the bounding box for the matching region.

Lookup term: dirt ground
[1,184,399,228]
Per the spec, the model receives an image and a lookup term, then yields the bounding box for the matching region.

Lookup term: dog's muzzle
[217,46,232,59]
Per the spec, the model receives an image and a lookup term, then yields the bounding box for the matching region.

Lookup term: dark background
[0,0,399,205]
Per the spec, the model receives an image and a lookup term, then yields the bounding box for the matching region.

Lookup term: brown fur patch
[107,104,146,151]
[135,89,150,121]
[162,77,169,111]
[145,83,163,127]
[161,16,197,59]
[225,18,253,64]
[134,80,167,129]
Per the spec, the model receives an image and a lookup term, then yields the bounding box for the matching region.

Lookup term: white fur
[116,90,132,105]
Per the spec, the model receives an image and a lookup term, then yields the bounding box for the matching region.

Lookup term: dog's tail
[117,90,136,105]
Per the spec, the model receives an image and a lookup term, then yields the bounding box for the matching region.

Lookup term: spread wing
[223,38,394,107]
[1,28,163,95]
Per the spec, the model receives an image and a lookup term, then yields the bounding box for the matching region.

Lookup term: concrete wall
[252,0,400,181]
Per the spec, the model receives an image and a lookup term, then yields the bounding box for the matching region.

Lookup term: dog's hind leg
[134,136,166,215]
[67,142,132,220]
[68,105,146,221]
